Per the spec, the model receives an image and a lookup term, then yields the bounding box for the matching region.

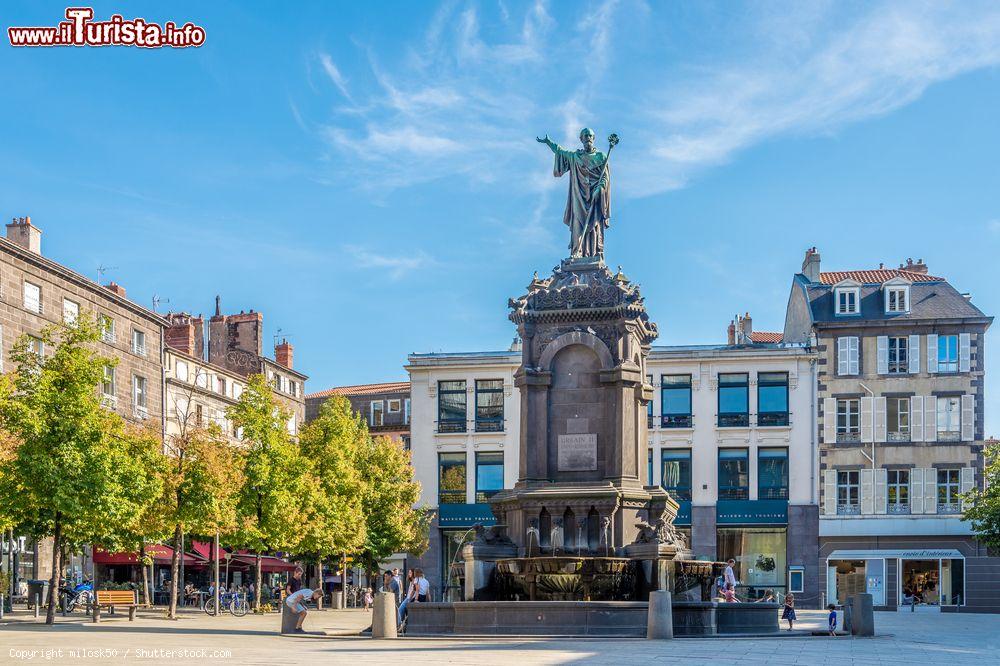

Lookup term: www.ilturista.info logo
[8,7,205,48]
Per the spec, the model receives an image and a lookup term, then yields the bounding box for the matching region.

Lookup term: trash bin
[26,580,49,607]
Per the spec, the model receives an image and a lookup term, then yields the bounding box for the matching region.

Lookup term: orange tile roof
[819,269,942,285]
[307,381,410,399]
[750,331,783,343]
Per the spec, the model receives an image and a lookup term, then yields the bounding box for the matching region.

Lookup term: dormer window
[882,278,911,314]
[835,288,860,315]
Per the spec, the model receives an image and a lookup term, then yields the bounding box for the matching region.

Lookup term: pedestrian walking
[363,587,373,611]
[782,592,796,630]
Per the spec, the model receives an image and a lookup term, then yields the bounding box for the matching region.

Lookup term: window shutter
[923,468,937,514]
[910,396,923,442]
[860,397,874,442]
[837,338,849,376]
[849,337,859,375]
[959,333,971,373]
[823,398,837,444]
[823,469,837,516]
[927,334,938,374]
[910,468,924,514]
[908,335,920,373]
[961,394,975,441]
[860,468,875,514]
[924,397,937,443]
[961,467,976,510]
[874,397,887,443]
[875,468,888,514]
[877,336,888,374]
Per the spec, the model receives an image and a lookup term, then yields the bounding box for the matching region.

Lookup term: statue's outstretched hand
[535,134,550,144]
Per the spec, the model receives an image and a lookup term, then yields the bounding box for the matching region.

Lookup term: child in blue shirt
[827,604,837,636]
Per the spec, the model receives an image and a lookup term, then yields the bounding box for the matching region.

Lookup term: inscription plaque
[558,433,597,471]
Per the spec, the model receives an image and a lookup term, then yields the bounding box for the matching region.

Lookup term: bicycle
[203,591,249,617]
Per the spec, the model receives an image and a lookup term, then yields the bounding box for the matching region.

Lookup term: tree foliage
[0,317,163,623]
[963,442,1000,551]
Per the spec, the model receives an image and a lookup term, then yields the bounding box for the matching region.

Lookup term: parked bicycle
[203,591,249,617]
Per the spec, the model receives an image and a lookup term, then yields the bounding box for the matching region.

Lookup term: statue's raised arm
[538,128,616,259]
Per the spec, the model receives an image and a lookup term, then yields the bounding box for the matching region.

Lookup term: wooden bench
[93,589,138,622]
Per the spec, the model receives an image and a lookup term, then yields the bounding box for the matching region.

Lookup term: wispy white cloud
[345,245,436,280]
[318,52,353,102]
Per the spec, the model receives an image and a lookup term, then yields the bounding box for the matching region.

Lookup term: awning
[827,549,964,560]
[93,545,201,566]
[438,503,496,528]
[191,540,226,562]
[230,555,299,573]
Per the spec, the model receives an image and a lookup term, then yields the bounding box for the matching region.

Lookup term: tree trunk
[316,557,323,610]
[255,553,262,612]
[139,542,151,607]
[168,524,181,619]
[45,515,62,625]
[341,552,347,609]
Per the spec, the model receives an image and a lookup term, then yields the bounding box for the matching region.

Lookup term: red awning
[191,540,226,562]
[93,545,200,566]
[231,555,299,573]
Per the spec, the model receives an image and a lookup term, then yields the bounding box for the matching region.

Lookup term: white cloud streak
[345,245,436,280]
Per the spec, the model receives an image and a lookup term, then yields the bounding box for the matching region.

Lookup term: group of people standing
[370,567,429,630]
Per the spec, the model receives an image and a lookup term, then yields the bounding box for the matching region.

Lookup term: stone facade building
[305,381,410,448]
[0,216,166,583]
[782,249,996,612]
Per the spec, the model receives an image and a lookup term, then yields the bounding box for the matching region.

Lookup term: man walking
[723,559,738,602]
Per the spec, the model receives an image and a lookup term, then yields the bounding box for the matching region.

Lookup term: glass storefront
[826,552,965,608]
[717,527,786,600]
[440,529,474,602]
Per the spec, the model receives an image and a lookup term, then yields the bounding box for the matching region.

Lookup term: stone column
[647,590,673,639]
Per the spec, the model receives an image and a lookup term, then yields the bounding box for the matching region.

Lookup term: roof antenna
[274,328,293,347]
[96,264,117,284]
[152,294,170,312]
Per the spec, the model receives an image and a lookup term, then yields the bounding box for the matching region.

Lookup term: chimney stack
[727,320,736,345]
[165,312,205,359]
[104,282,126,298]
[275,339,293,369]
[900,257,928,274]
[742,312,752,340]
[801,246,821,283]
[6,216,42,255]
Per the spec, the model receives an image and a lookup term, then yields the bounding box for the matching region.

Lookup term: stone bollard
[647,590,673,639]
[280,601,298,634]
[372,591,397,639]
[850,593,874,637]
[331,592,344,610]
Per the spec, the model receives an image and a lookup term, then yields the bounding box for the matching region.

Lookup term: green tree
[228,374,305,610]
[963,442,1000,550]
[0,317,163,624]
[294,396,366,591]
[356,434,429,581]
[161,373,244,618]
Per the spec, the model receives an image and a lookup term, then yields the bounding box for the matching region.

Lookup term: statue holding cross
[536,128,618,260]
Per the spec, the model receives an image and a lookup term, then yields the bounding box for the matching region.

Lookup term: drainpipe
[810,358,817,505]
[859,383,875,470]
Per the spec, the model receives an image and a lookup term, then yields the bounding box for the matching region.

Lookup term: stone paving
[2,606,999,665]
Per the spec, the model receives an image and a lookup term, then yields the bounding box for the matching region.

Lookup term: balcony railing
[888,431,910,443]
[938,431,961,442]
[664,488,692,501]
[437,420,467,434]
[718,413,749,428]
[837,503,861,515]
[758,412,789,427]
[719,488,749,500]
[438,490,466,504]
[662,414,693,429]
[887,503,911,515]
[475,419,504,433]
[475,489,502,503]
[938,502,961,514]
[647,414,654,429]
[759,487,789,500]
[837,432,861,443]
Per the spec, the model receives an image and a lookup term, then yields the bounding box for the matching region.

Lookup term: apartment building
[305,381,410,448]
[783,249,996,612]
[0,216,166,582]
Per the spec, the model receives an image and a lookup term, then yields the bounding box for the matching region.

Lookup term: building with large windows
[405,325,820,604]
[306,381,410,449]
[782,249,996,612]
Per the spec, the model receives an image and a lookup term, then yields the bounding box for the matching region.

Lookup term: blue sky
[2,1,999,428]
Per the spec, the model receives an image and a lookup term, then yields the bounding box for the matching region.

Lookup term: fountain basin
[494,556,636,601]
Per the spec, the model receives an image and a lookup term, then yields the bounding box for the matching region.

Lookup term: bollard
[0,593,4,620]
[280,601,298,634]
[646,590,673,640]
[850,593,874,637]
[371,591,397,639]
[34,592,40,619]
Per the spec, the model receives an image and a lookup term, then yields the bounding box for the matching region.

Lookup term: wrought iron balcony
[438,490,466,505]
[758,412,789,427]
[475,419,504,433]
[887,431,910,443]
[938,431,961,442]
[437,419,467,434]
[837,503,861,515]
[938,502,961,514]
[662,414,693,429]
[887,503,910,515]
[718,413,749,428]
[837,432,861,444]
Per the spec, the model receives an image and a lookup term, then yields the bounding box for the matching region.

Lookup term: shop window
[887,469,910,514]
[716,527,787,600]
[438,380,467,433]
[475,379,504,432]
[718,373,748,427]
[661,449,692,500]
[757,372,789,426]
[441,530,474,603]
[758,448,788,500]
[438,452,466,505]
[836,470,860,515]
[475,451,504,503]
[718,448,749,500]
[661,374,692,428]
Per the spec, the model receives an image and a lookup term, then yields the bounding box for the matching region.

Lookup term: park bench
[93,589,138,622]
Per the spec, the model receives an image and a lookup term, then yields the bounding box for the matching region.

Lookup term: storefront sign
[716,499,788,525]
[827,549,964,560]
[438,503,496,528]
